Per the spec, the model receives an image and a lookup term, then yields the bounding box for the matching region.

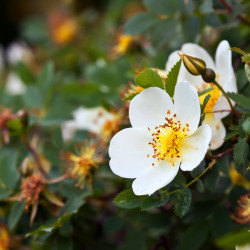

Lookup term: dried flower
[21,174,45,209]
[232,192,250,224]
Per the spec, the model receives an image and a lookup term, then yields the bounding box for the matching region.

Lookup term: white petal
[165,50,180,72]
[174,81,200,135]
[129,87,174,129]
[180,124,211,171]
[213,96,231,120]
[182,43,216,70]
[6,72,26,95]
[132,160,180,196]
[209,119,226,150]
[166,50,204,88]
[61,120,78,142]
[215,40,235,88]
[109,128,153,178]
[73,106,113,133]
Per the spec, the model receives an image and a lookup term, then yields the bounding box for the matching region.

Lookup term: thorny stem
[161,160,217,196]
[218,0,250,26]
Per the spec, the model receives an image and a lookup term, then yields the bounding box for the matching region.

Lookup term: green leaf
[216,230,250,249]
[234,138,249,174]
[37,62,55,92]
[165,59,181,97]
[0,149,19,200]
[179,220,210,250]
[227,92,250,110]
[135,68,164,89]
[140,194,169,211]
[242,53,250,63]
[14,62,35,84]
[124,12,160,35]
[230,47,246,56]
[245,63,250,82]
[198,87,214,96]
[8,201,25,231]
[144,0,194,15]
[173,188,192,218]
[242,117,250,135]
[199,0,213,13]
[200,94,211,114]
[224,130,239,141]
[113,189,144,209]
[26,211,77,238]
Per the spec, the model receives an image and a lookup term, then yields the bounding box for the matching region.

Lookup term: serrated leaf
[227,92,250,110]
[135,68,164,89]
[200,94,211,114]
[26,211,77,238]
[165,59,181,97]
[234,138,249,174]
[140,194,169,211]
[124,12,160,35]
[173,188,192,218]
[113,189,144,209]
[230,47,246,56]
[123,92,138,101]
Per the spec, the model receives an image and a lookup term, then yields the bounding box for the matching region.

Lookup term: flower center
[148,111,189,166]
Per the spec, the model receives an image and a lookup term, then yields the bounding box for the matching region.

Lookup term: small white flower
[6,41,32,66]
[61,106,114,142]
[166,40,237,150]
[5,72,26,95]
[109,82,211,196]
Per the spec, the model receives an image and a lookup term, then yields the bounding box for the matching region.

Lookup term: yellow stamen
[148,110,189,166]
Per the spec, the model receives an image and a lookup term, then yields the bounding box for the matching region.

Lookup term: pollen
[148,113,189,166]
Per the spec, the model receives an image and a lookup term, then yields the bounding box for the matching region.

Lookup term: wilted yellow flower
[0,224,9,250]
[21,174,45,210]
[232,192,250,224]
[66,142,104,188]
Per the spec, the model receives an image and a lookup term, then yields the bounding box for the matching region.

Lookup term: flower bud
[201,68,216,83]
[178,52,206,76]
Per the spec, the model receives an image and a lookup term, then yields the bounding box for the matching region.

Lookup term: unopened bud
[178,53,206,76]
[201,68,216,83]
[17,109,29,128]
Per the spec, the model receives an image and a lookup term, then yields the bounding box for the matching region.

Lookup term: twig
[218,0,250,26]
[207,147,234,159]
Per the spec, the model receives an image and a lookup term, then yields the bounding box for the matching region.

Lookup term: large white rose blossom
[109,82,212,196]
[166,40,237,150]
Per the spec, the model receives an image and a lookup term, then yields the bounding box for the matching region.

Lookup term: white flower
[6,41,32,66]
[5,72,26,95]
[166,40,237,150]
[61,106,114,142]
[109,82,212,196]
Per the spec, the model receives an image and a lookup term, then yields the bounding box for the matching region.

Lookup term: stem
[213,80,234,112]
[26,142,47,177]
[161,160,217,196]
[207,147,234,159]
[218,0,250,26]
[46,174,67,184]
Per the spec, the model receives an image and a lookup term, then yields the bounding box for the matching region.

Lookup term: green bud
[201,68,216,83]
[178,53,206,76]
